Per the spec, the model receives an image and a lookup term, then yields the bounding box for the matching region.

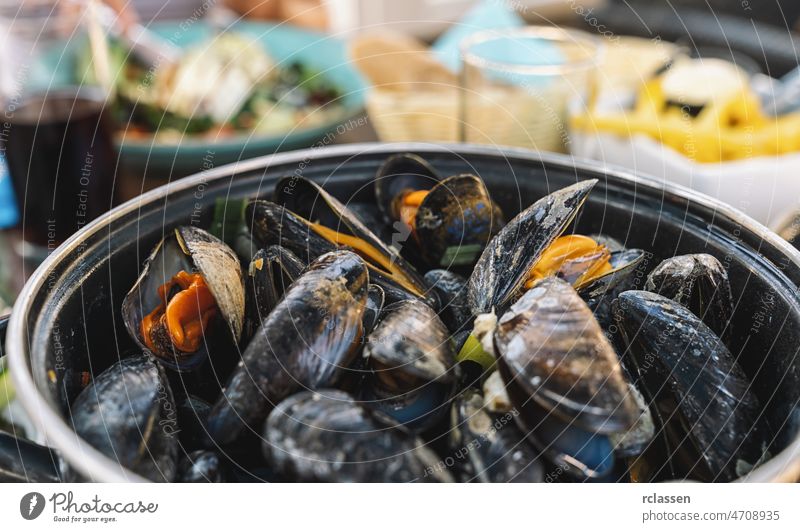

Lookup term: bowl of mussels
[4,143,800,483]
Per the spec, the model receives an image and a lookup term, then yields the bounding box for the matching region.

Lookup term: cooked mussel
[207,250,368,445]
[449,387,543,482]
[374,154,442,217]
[375,154,503,269]
[263,389,451,482]
[178,450,228,483]
[362,299,456,430]
[468,180,596,316]
[423,269,471,334]
[242,245,305,343]
[495,277,639,433]
[645,253,733,343]
[70,354,179,482]
[249,177,428,303]
[121,226,245,371]
[493,277,640,479]
[613,290,767,482]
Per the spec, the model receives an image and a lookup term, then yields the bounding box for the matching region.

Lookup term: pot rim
[8,142,800,482]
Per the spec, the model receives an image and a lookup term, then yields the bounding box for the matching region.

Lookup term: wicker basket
[366,88,461,143]
[367,85,568,151]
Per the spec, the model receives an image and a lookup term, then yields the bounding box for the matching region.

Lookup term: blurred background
[4,0,800,308]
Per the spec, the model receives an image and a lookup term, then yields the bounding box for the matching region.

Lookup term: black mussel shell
[263,389,451,482]
[247,196,429,305]
[424,269,472,334]
[178,450,227,482]
[645,253,734,343]
[374,153,442,224]
[494,277,639,434]
[70,355,179,481]
[580,248,647,300]
[176,395,212,453]
[246,199,334,265]
[450,388,543,482]
[207,250,368,445]
[0,430,62,482]
[242,245,305,343]
[348,202,394,245]
[613,290,766,482]
[414,174,504,269]
[274,176,427,292]
[468,180,597,315]
[121,226,245,372]
[362,299,456,430]
[583,247,650,329]
[609,384,655,459]
[362,284,386,336]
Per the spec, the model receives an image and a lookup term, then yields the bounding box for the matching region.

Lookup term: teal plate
[117,21,366,174]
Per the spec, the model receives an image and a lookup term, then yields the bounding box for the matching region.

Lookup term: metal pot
[5,143,800,482]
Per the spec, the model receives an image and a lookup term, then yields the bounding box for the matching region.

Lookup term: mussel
[375,154,504,269]
[178,450,228,483]
[122,226,245,371]
[249,176,429,303]
[263,389,451,482]
[424,269,471,335]
[493,277,640,479]
[175,395,212,453]
[449,387,544,482]
[70,355,179,482]
[613,290,767,482]
[242,245,305,343]
[362,299,456,431]
[207,250,368,445]
[645,253,734,343]
[468,180,597,316]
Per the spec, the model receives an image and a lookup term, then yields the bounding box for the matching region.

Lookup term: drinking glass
[460,27,602,153]
[0,0,118,268]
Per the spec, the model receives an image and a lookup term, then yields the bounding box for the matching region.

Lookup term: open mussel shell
[362,299,456,431]
[449,387,544,482]
[242,245,305,343]
[70,355,179,482]
[579,247,647,299]
[413,174,504,269]
[468,179,597,315]
[374,153,442,223]
[644,253,734,343]
[249,178,429,304]
[246,199,333,264]
[613,290,766,482]
[121,226,245,372]
[494,277,639,434]
[207,250,368,445]
[263,389,451,482]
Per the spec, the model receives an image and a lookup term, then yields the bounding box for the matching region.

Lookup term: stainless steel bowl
[7,143,800,482]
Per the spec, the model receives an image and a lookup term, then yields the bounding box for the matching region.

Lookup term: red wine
[1,88,118,248]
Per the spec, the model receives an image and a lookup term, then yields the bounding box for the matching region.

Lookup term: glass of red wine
[0,1,119,273]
